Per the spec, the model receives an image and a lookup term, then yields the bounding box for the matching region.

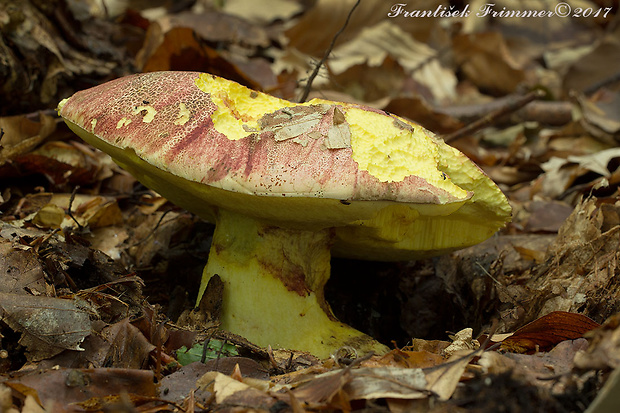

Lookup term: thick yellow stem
[198,209,389,359]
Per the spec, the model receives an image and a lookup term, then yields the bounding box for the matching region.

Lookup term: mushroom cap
[58,71,511,260]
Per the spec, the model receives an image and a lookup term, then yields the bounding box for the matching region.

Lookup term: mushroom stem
[199,209,389,358]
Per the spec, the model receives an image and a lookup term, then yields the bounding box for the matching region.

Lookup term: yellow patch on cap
[132,105,157,123]
[195,73,294,140]
[116,117,132,129]
[174,103,191,126]
[345,108,467,198]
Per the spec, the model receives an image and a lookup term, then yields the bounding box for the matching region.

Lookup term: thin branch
[443,89,545,142]
[584,70,620,95]
[67,185,83,229]
[297,0,362,103]
[129,208,175,247]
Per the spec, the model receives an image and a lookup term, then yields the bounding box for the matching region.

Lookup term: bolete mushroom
[58,71,511,359]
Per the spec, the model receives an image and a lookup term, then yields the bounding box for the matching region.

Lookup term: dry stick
[439,98,572,126]
[67,185,83,229]
[584,70,620,95]
[443,89,546,143]
[129,208,174,247]
[297,0,362,103]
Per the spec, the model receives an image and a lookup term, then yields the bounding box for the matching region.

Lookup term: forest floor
[1,0,620,411]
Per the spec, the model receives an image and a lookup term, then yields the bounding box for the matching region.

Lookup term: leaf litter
[1,0,620,411]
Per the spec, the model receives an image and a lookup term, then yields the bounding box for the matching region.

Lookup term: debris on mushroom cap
[58,71,511,255]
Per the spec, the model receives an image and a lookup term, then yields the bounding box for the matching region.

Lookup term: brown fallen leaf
[291,366,352,408]
[0,239,47,295]
[577,89,620,143]
[325,21,457,102]
[0,293,91,361]
[159,362,213,404]
[564,25,620,94]
[198,371,280,410]
[0,112,56,167]
[501,311,600,354]
[36,317,152,370]
[424,350,476,400]
[377,348,445,369]
[452,31,525,95]
[5,368,156,410]
[574,313,620,371]
[138,25,263,90]
[89,318,155,369]
[11,140,108,188]
[479,338,589,393]
[343,367,428,400]
[524,198,620,322]
[523,200,574,233]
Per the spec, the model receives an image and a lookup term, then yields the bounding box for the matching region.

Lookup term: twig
[438,98,572,126]
[67,186,83,229]
[201,330,215,364]
[443,89,546,142]
[297,0,361,103]
[129,208,175,247]
[584,70,620,95]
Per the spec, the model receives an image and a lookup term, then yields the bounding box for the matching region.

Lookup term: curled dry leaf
[10,140,114,188]
[540,148,620,199]
[36,317,154,370]
[500,311,600,354]
[198,371,278,407]
[574,313,620,371]
[577,90,620,142]
[524,198,620,320]
[0,112,56,167]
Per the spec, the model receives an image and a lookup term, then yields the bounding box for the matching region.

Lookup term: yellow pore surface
[194,73,467,199]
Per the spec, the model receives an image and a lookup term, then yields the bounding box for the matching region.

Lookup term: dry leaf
[343,367,427,400]
[378,348,445,369]
[327,21,456,102]
[0,239,47,295]
[425,351,475,400]
[0,112,56,166]
[219,0,304,24]
[525,199,620,320]
[574,313,620,370]
[578,90,620,142]
[0,293,91,361]
[443,328,480,358]
[501,311,599,354]
[564,25,620,93]
[453,32,525,95]
[5,368,156,409]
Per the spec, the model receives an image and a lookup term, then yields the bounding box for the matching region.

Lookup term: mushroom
[58,71,511,359]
